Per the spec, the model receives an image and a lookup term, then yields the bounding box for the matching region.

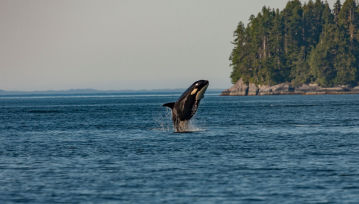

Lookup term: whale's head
[174,79,208,120]
[187,80,209,101]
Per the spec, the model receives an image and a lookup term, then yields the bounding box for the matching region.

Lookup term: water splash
[185,118,205,132]
[154,109,204,133]
[174,119,204,133]
[153,108,172,132]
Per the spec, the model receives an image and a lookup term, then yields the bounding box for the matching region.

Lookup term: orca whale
[163,80,209,132]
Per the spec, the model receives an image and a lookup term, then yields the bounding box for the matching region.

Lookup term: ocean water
[1,92,359,203]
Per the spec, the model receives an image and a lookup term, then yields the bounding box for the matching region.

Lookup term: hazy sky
[0,0,337,91]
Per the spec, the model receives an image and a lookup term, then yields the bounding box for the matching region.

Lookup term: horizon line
[0,87,225,93]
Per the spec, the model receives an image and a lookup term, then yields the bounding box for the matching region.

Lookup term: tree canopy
[230,0,359,87]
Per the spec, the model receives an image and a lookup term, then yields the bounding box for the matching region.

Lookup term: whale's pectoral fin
[163,102,175,109]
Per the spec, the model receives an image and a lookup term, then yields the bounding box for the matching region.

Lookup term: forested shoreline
[230,0,359,87]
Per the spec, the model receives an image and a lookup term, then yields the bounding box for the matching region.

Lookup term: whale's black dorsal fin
[163,102,175,109]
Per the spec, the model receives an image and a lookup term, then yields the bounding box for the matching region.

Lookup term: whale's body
[163,80,209,132]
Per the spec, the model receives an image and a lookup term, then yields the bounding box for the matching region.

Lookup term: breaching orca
[163,80,209,132]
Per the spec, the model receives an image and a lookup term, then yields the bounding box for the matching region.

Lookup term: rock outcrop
[223,78,249,96]
[221,79,359,96]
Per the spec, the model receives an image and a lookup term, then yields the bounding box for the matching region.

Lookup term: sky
[0,0,337,91]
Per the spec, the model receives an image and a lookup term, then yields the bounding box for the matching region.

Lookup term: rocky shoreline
[221,78,359,96]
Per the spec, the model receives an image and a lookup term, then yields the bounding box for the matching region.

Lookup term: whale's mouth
[196,83,209,101]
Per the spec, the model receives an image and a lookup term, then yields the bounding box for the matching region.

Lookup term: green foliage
[230,0,359,87]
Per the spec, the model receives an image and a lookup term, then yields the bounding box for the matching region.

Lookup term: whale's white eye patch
[191,88,198,95]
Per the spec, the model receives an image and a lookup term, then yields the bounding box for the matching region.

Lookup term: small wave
[294,124,321,127]
[28,110,61,113]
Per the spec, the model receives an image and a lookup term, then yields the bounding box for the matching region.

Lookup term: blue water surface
[1,92,359,203]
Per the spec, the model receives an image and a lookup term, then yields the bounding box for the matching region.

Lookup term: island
[222,0,359,96]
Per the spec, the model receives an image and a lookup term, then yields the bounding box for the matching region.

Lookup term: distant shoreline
[221,79,359,96]
[0,89,223,96]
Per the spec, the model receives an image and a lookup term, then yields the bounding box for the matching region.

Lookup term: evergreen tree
[333,0,342,22]
[230,22,247,83]
[335,0,359,85]
[309,23,339,86]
